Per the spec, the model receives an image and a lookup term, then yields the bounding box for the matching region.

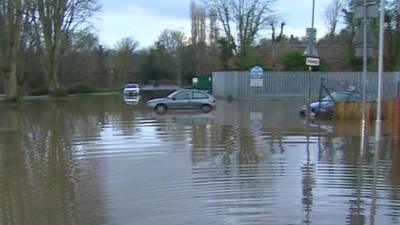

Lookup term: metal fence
[212,71,400,101]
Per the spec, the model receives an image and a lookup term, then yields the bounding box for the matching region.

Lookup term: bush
[51,88,67,97]
[4,96,21,103]
[29,86,49,96]
[67,83,97,94]
[280,51,330,71]
[280,51,308,71]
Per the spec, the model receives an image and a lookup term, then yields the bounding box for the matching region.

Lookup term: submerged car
[123,83,140,96]
[299,91,361,117]
[146,89,216,114]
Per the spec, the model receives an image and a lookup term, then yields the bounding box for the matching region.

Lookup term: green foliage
[29,86,49,96]
[280,51,308,71]
[180,45,198,84]
[4,96,21,104]
[217,37,234,70]
[318,59,330,71]
[142,43,179,83]
[239,49,270,71]
[67,83,97,94]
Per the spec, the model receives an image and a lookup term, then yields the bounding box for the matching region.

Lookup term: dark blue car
[299,91,361,117]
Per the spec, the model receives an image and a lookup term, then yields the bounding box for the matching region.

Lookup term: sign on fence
[250,65,264,87]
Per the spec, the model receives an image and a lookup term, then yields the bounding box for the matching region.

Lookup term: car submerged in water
[123,83,140,96]
[146,89,216,114]
[299,91,362,118]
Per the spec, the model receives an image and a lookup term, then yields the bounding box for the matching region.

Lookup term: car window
[125,84,138,88]
[173,91,192,100]
[348,93,361,101]
[193,91,209,99]
[323,92,349,102]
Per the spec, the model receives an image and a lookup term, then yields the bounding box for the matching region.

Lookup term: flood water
[0,94,399,225]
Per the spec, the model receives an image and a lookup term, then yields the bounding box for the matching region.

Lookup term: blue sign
[250,65,264,79]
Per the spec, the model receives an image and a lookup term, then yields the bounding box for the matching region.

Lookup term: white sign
[306,57,320,66]
[250,79,263,87]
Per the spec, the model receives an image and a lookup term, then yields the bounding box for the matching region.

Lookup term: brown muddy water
[0,94,399,225]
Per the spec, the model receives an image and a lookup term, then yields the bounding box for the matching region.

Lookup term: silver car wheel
[201,104,212,113]
[155,104,167,114]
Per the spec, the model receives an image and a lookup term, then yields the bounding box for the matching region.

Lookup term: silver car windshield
[322,92,349,102]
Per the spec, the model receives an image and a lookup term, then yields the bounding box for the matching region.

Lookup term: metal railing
[212,71,400,101]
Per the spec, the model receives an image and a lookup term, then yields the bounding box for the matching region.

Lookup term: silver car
[146,90,216,114]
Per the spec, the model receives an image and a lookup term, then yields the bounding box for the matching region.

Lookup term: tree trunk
[37,0,64,95]
[4,73,18,100]
[3,73,10,97]
[5,59,18,100]
[7,32,21,100]
[47,48,62,93]
[0,0,24,101]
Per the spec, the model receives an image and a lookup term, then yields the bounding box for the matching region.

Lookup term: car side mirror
[172,97,176,101]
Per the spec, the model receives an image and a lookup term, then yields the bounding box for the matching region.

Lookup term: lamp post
[304,0,319,116]
[375,0,385,141]
[354,0,378,151]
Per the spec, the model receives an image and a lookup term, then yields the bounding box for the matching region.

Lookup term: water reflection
[149,111,215,127]
[123,95,141,106]
[0,96,399,225]
[0,97,128,225]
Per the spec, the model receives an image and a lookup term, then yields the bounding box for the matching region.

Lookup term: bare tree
[208,8,219,46]
[204,0,276,67]
[191,0,207,45]
[0,0,29,100]
[158,29,186,57]
[35,0,99,95]
[271,21,285,42]
[157,29,187,84]
[325,0,343,40]
[113,37,139,83]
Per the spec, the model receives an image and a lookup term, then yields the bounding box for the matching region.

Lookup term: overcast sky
[95,0,335,49]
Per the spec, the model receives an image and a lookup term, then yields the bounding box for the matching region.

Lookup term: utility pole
[353,0,378,107]
[353,0,378,147]
[375,0,385,141]
[303,0,319,117]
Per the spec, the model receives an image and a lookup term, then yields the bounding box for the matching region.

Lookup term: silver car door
[171,91,192,109]
[192,91,209,108]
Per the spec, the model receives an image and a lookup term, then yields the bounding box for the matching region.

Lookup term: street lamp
[304,0,319,116]
[375,0,385,141]
[353,0,378,146]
